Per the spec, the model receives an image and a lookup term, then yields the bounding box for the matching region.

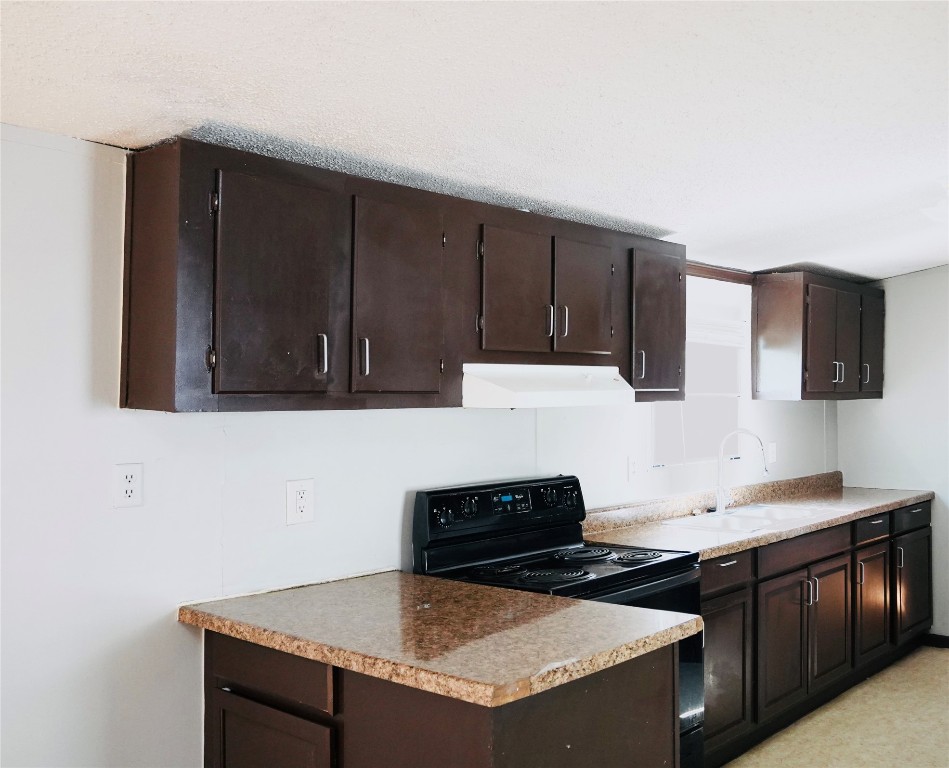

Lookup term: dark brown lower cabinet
[893,526,933,644]
[756,552,851,722]
[208,688,332,768]
[854,541,891,667]
[702,587,755,751]
[204,631,678,768]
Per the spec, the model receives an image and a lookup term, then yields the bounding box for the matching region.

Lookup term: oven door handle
[587,565,700,605]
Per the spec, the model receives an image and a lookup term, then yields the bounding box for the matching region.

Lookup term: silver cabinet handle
[857,562,865,585]
[718,560,738,567]
[870,518,885,525]
[862,363,870,384]
[637,350,646,380]
[813,576,820,603]
[560,305,569,337]
[839,362,845,383]
[897,546,904,569]
[360,337,370,376]
[804,578,814,606]
[317,333,328,375]
[908,508,923,515]
[545,304,554,337]
[832,361,840,383]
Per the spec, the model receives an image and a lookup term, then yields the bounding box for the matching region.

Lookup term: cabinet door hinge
[477,240,484,259]
[678,272,682,281]
[205,346,217,371]
[610,326,615,337]
[611,264,615,276]
[209,191,219,215]
[477,315,484,332]
[440,358,445,374]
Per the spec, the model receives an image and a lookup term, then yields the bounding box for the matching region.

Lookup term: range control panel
[418,476,584,533]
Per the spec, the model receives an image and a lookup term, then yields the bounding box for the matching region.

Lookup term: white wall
[838,266,949,636]
[1,126,836,767]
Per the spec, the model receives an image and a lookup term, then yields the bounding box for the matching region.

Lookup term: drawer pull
[718,560,738,567]
[869,519,885,525]
[907,508,923,515]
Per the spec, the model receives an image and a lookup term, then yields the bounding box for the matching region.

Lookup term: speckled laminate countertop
[178,571,702,707]
[590,486,934,560]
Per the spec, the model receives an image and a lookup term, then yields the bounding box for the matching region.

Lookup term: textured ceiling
[2,1,947,279]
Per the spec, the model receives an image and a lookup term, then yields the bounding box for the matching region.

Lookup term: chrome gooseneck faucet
[716,428,769,513]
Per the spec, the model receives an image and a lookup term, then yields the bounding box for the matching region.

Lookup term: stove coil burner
[615,550,663,565]
[471,564,527,580]
[518,568,593,585]
[555,547,617,564]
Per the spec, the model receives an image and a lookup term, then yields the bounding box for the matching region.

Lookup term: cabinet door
[894,527,933,644]
[804,284,837,394]
[480,225,552,352]
[757,569,809,721]
[702,587,755,750]
[552,238,612,354]
[352,197,443,393]
[807,553,852,691]
[834,291,861,393]
[214,170,343,394]
[208,688,332,768]
[854,542,891,667]
[860,294,884,392]
[631,249,685,390]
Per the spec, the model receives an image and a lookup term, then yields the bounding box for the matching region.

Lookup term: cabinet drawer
[853,512,890,545]
[892,502,931,534]
[701,550,755,596]
[207,632,334,716]
[758,525,850,579]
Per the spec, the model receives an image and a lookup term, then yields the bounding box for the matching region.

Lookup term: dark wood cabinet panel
[631,248,685,393]
[893,527,933,644]
[807,553,851,691]
[480,224,553,352]
[805,284,837,394]
[860,293,885,392]
[854,542,891,667]
[757,569,808,721]
[758,524,850,580]
[208,688,332,768]
[703,587,755,750]
[351,196,444,393]
[754,272,883,401]
[553,238,613,354]
[214,170,343,395]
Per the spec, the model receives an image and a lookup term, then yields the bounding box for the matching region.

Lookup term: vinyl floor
[726,645,949,767]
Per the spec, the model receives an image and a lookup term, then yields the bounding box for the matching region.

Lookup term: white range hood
[462,363,636,408]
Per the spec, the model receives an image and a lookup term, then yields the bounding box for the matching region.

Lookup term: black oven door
[585,566,704,768]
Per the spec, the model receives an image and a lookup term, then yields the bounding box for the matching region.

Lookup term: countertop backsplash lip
[582,470,845,534]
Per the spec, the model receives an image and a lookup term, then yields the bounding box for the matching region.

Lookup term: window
[652,277,751,466]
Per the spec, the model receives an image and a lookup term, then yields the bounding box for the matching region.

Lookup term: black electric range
[410,474,704,768]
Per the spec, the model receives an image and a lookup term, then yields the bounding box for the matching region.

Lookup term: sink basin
[728,504,817,520]
[661,515,774,532]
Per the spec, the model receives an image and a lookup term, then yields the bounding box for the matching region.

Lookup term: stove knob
[564,490,578,508]
[462,497,478,518]
[436,508,454,527]
[544,488,559,506]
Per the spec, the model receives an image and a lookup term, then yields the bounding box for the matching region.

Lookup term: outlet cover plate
[113,463,144,508]
[286,479,315,525]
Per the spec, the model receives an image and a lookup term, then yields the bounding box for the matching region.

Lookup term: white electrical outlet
[113,463,144,508]
[767,442,778,464]
[286,479,315,525]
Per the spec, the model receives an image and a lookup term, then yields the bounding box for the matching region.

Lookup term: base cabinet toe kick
[701,501,933,767]
[203,631,683,768]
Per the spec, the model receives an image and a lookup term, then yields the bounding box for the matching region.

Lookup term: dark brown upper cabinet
[478,225,614,355]
[214,170,342,395]
[479,225,553,353]
[630,249,686,398]
[752,272,884,400]
[351,196,444,394]
[553,238,613,354]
